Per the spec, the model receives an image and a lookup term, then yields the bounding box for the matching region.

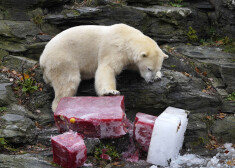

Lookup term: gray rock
[25,42,47,60]
[44,4,206,43]
[1,55,38,72]
[0,153,54,168]
[0,20,40,42]
[163,44,235,113]
[37,126,59,146]
[84,138,101,154]
[126,0,170,6]
[211,115,235,143]
[210,0,235,38]
[0,114,36,144]
[0,82,14,106]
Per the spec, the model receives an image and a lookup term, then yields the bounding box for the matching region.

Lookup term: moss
[0,107,7,112]
[32,15,44,28]
[0,49,8,65]
[226,92,235,101]
[94,143,120,161]
[224,43,235,54]
[187,26,198,42]
[192,137,207,146]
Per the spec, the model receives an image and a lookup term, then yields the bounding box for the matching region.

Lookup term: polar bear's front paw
[101,89,120,96]
[154,71,162,81]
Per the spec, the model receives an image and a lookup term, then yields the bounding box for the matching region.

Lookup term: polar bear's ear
[141,52,147,58]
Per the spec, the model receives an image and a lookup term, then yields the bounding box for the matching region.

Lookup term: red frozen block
[51,131,87,168]
[133,112,157,152]
[54,96,127,138]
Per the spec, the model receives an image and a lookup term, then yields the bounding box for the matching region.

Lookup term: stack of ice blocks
[147,107,189,166]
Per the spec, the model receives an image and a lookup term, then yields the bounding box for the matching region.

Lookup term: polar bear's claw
[154,71,162,81]
[102,89,120,96]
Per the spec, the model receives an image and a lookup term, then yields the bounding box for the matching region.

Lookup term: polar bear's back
[39,24,144,80]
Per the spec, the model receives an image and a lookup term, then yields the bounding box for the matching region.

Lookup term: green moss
[32,15,44,28]
[170,65,176,68]
[0,138,17,152]
[192,137,206,146]
[226,92,235,101]
[169,0,183,7]
[94,143,120,161]
[0,107,7,112]
[224,43,235,54]
[187,26,198,42]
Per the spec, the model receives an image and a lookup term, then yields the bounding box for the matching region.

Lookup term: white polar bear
[40,24,168,112]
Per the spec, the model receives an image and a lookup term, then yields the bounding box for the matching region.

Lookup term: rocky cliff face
[0,0,234,167]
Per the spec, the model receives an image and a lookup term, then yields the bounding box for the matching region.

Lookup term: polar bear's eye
[147,68,152,72]
[141,52,147,58]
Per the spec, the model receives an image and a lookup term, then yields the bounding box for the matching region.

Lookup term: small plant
[226,92,235,101]
[94,143,120,161]
[0,138,7,147]
[169,0,183,7]
[170,65,176,68]
[0,138,17,152]
[32,15,44,28]
[187,26,198,42]
[222,36,233,45]
[0,107,7,112]
[17,75,38,95]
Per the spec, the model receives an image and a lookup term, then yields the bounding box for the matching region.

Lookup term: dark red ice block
[54,96,127,138]
[51,131,87,168]
[133,112,157,152]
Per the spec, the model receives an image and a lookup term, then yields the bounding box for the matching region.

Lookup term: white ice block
[147,107,189,167]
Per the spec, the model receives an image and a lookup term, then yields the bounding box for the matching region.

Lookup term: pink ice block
[133,112,157,152]
[51,131,87,168]
[54,96,127,138]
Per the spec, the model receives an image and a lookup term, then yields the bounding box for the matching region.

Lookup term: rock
[210,0,235,38]
[126,0,170,6]
[0,74,16,106]
[0,113,36,144]
[211,115,235,143]
[44,4,207,43]
[36,34,52,42]
[0,153,54,168]
[163,44,235,112]
[184,113,208,151]
[84,138,100,155]
[222,0,235,10]
[0,82,15,106]
[37,126,59,146]
[25,42,47,60]
[1,55,38,72]
[220,65,235,93]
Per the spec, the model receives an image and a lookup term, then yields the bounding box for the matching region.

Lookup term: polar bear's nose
[148,79,155,84]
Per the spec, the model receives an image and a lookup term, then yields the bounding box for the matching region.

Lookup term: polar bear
[40,24,168,112]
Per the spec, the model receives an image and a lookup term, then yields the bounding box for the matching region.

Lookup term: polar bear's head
[133,36,168,83]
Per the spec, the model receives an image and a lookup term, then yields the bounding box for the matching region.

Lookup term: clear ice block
[147,107,189,167]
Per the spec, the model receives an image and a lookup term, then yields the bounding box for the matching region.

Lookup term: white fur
[39,24,168,112]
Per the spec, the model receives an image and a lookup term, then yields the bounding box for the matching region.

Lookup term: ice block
[54,96,127,138]
[133,112,157,151]
[51,131,87,168]
[147,107,189,167]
